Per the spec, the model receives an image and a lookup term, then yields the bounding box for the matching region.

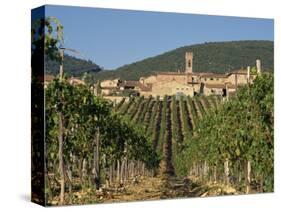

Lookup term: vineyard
[115,74,273,196]
[114,94,222,176]
[40,73,273,206]
[31,17,274,206]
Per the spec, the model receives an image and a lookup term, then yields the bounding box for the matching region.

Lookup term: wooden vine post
[245,66,251,194]
[246,160,251,194]
[224,158,230,186]
[58,47,65,205]
[93,122,100,190]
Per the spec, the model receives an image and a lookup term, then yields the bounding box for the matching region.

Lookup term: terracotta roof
[157,72,186,76]
[139,83,152,92]
[152,79,184,87]
[205,84,226,89]
[187,81,200,85]
[119,80,141,87]
[190,72,202,76]
[205,83,245,89]
[199,73,227,78]
[154,67,258,77]
[228,69,257,76]
[230,69,247,74]
[155,69,255,78]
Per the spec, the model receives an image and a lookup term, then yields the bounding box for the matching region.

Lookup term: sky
[43,5,274,70]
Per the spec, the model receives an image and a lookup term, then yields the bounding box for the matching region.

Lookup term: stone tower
[185,52,193,74]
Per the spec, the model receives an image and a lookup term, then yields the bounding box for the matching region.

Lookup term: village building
[100,52,261,98]
[100,79,121,95]
[69,76,85,85]
[43,74,85,88]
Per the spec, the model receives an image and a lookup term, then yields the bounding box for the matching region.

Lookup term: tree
[31,16,64,205]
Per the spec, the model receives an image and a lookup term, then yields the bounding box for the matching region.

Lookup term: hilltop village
[100,52,261,98]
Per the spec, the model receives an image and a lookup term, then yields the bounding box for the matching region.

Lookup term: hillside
[94,40,273,81]
[45,54,101,76]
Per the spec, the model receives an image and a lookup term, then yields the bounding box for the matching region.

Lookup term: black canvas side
[31,5,46,207]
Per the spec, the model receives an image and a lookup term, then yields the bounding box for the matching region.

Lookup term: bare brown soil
[50,175,241,205]
[101,175,239,203]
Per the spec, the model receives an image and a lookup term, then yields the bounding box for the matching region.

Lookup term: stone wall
[140,75,157,85]
[151,80,194,97]
[156,74,187,84]
[204,87,224,96]
[100,79,119,88]
[201,77,226,84]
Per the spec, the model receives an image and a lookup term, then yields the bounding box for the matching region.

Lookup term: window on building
[188,60,191,68]
[210,78,214,81]
[216,78,219,81]
[205,78,207,81]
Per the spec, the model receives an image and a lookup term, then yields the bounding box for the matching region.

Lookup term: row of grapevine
[117,96,218,169]
[151,98,162,150]
[201,95,212,112]
[138,96,152,124]
[171,96,184,145]
[190,97,202,119]
[44,74,272,205]
[114,79,273,193]
[177,74,274,193]
[129,96,144,120]
[118,96,134,115]
[131,97,145,123]
[115,94,218,178]
[162,97,175,175]
[144,99,157,134]
[194,96,206,116]
[115,97,125,111]
[179,96,193,141]
[186,96,199,128]
[45,79,159,205]
[208,95,218,110]
[157,96,168,154]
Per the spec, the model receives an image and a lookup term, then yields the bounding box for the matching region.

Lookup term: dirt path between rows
[101,175,211,203]
[50,175,239,205]
[102,177,164,203]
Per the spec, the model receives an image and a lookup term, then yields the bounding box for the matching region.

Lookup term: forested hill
[45,54,102,76]
[94,40,273,81]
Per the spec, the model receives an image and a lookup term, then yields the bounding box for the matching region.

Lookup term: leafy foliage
[176,73,274,192]
[45,54,101,77]
[94,40,273,81]
[114,75,273,192]
[45,78,160,204]
[31,16,64,62]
